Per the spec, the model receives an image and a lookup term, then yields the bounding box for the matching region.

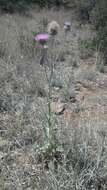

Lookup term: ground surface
[0,8,107,190]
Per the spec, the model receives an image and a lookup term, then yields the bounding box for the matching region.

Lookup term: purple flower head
[34,33,49,45]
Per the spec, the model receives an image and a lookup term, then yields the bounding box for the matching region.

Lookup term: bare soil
[0,8,107,190]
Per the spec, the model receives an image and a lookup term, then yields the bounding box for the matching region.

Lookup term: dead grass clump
[18,31,37,59]
[39,17,49,32]
[56,49,66,62]
[0,41,8,61]
[34,118,107,190]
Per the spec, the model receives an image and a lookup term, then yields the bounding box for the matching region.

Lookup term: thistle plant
[64,21,71,38]
[64,21,71,32]
[34,33,49,65]
[34,32,57,158]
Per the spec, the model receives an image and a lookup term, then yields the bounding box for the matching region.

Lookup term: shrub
[90,0,107,65]
[0,0,64,12]
[34,0,63,8]
[74,0,96,22]
[0,0,31,13]
[74,0,107,66]
[79,38,97,59]
[18,32,36,59]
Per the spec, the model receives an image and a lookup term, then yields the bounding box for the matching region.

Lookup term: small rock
[51,101,65,115]
[54,87,60,92]
[51,79,63,89]
[75,83,82,91]
[59,95,67,103]
[68,89,76,102]
[70,96,77,103]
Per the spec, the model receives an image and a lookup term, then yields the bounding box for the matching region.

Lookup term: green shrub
[34,0,63,7]
[0,0,31,12]
[0,0,64,12]
[90,0,107,29]
[74,0,96,21]
[90,0,107,65]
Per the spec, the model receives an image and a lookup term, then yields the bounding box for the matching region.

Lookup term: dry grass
[0,8,107,190]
